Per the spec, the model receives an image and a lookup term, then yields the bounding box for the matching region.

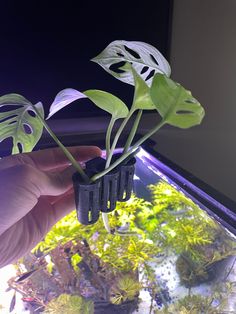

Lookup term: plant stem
[106,118,115,157]
[91,119,165,182]
[103,116,121,233]
[105,108,135,168]
[32,105,90,183]
[101,213,111,233]
[123,109,143,153]
[102,110,136,233]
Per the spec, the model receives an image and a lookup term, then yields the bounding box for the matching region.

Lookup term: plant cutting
[0,40,205,232]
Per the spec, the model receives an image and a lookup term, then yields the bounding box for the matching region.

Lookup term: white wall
[149,0,236,201]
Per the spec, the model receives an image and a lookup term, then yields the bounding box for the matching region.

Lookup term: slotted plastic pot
[72,171,101,225]
[72,153,136,225]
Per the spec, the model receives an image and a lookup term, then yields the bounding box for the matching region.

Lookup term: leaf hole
[27,110,36,117]
[185,99,196,104]
[117,52,124,57]
[9,121,16,125]
[0,115,17,123]
[0,104,22,111]
[17,143,23,153]
[109,61,126,74]
[150,54,159,65]
[124,45,141,59]
[141,66,149,74]
[23,123,33,134]
[176,110,193,115]
[145,69,155,81]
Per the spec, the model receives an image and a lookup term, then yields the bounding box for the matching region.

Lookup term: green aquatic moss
[44,294,93,314]
[155,277,236,314]
[136,181,227,260]
[155,294,219,314]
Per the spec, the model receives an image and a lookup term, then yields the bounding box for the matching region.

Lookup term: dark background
[0,0,173,118]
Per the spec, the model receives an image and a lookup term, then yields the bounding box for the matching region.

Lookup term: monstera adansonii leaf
[47,88,87,119]
[150,74,205,128]
[91,40,171,87]
[0,94,44,154]
[130,66,155,110]
[83,89,129,120]
[83,90,129,156]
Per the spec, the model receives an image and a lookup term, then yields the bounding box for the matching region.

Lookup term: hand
[0,146,101,267]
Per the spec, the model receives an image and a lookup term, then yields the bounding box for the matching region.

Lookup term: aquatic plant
[44,294,94,314]
[137,182,216,252]
[134,181,236,288]
[155,294,220,314]
[34,196,158,273]
[109,275,141,305]
[5,196,157,312]
[155,273,236,314]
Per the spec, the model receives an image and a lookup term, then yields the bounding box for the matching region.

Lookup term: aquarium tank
[0,146,235,314]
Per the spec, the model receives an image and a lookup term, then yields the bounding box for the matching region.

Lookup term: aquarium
[1,146,235,314]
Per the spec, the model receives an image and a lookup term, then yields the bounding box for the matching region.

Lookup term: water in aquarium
[0,148,236,313]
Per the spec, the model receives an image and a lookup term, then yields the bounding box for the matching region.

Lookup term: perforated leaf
[0,94,44,154]
[47,88,86,119]
[84,89,129,119]
[92,40,171,86]
[150,74,205,128]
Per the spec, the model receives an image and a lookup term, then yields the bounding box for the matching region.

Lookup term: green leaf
[150,74,205,128]
[131,66,155,110]
[0,94,44,153]
[92,40,171,87]
[47,88,87,119]
[83,89,129,119]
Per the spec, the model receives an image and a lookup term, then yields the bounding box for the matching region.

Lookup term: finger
[50,192,76,223]
[45,187,74,205]
[29,195,76,235]
[31,146,102,170]
[30,193,76,236]
[0,146,102,171]
[18,164,79,197]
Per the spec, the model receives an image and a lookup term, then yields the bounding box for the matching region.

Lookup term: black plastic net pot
[86,157,120,213]
[111,153,136,202]
[94,298,139,314]
[117,157,136,201]
[87,154,136,210]
[100,169,119,213]
[72,171,101,225]
[72,153,137,225]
